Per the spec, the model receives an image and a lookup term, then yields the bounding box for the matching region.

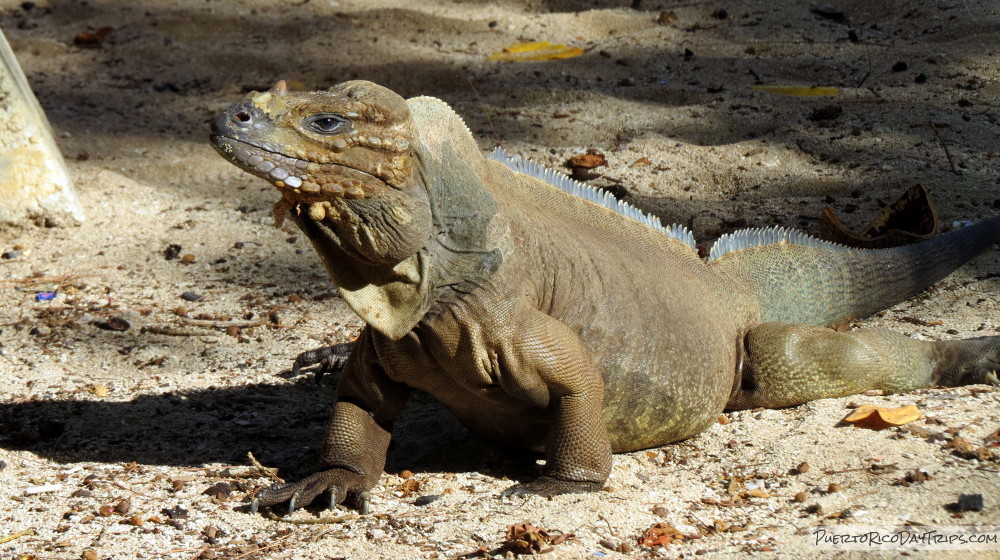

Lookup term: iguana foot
[292,342,354,384]
[504,476,603,498]
[250,468,371,515]
[936,336,1000,387]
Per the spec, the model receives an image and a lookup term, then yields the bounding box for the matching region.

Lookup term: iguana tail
[709,215,1000,326]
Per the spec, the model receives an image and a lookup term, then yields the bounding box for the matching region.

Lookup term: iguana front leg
[291,341,354,384]
[253,329,409,514]
[502,309,613,493]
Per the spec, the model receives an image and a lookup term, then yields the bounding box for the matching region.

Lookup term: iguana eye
[306,114,349,134]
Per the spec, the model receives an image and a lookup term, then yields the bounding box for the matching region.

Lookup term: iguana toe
[250,468,369,515]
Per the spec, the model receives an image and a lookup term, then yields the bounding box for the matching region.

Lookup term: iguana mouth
[211,135,384,199]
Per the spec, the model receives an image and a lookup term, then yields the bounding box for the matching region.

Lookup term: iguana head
[211,80,417,200]
[211,80,433,269]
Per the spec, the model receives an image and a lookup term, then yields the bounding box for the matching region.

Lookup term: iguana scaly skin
[211,80,1000,514]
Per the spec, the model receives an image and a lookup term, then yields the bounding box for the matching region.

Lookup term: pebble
[181,292,202,302]
[957,494,984,512]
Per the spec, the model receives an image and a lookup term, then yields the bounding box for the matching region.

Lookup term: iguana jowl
[211,80,1000,514]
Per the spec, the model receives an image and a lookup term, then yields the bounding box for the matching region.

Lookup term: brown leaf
[819,185,940,248]
[566,149,607,169]
[501,524,573,555]
[843,404,922,430]
[73,27,114,47]
[639,522,700,547]
[396,478,420,497]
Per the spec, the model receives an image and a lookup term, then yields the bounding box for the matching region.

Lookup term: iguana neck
[291,113,502,340]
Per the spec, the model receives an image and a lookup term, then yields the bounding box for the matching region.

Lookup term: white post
[0,27,82,225]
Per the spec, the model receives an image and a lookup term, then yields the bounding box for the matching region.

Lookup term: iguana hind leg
[728,322,1000,410]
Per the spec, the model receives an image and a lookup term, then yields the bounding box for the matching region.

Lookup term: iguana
[210,80,1000,515]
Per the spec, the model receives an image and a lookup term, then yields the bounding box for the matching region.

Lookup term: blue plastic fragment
[36,291,57,301]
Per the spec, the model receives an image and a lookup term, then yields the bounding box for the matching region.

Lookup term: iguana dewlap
[211,80,1000,515]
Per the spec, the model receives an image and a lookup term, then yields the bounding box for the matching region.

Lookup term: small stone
[225,325,241,337]
[915,73,928,84]
[162,505,189,519]
[233,241,245,249]
[105,316,131,331]
[180,254,197,264]
[717,415,730,425]
[72,488,91,498]
[957,494,984,512]
[794,491,808,502]
[98,504,115,517]
[82,550,98,560]
[115,498,132,515]
[163,244,182,260]
[2,250,22,259]
[794,462,810,474]
[30,325,52,337]
[891,61,908,72]
[413,494,441,506]
[827,483,842,493]
[180,292,202,302]
[128,514,144,526]
[711,8,728,19]
[657,11,678,25]
[175,306,189,316]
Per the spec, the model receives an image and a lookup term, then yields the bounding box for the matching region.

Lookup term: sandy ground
[1,0,999,558]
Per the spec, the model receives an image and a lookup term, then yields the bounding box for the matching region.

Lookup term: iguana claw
[250,497,260,514]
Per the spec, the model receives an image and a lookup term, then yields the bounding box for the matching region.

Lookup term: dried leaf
[844,404,921,430]
[566,149,607,169]
[820,185,940,248]
[753,85,841,97]
[501,523,574,555]
[639,522,699,547]
[489,41,585,62]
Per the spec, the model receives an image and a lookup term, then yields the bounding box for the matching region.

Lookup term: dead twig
[178,317,270,328]
[248,452,284,483]
[929,121,961,175]
[0,528,35,544]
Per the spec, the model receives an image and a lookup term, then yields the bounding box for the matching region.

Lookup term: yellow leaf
[489,41,585,62]
[753,85,842,97]
[843,404,921,430]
